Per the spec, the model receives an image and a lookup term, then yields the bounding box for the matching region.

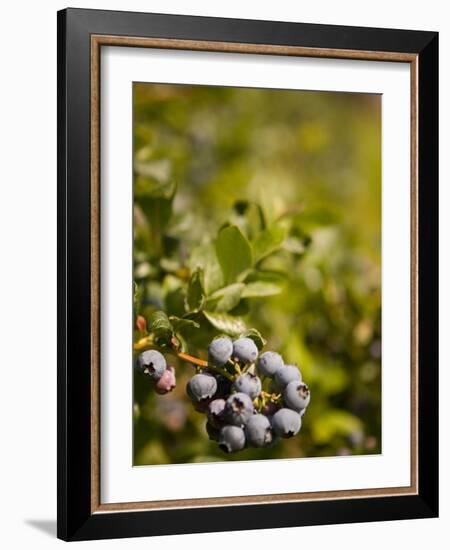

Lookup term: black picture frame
[57,7,438,541]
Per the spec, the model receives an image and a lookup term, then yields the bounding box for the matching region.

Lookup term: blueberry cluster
[136,336,310,454]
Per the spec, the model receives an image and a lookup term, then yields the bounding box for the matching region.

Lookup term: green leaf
[228,300,250,317]
[170,315,198,353]
[189,243,224,295]
[206,283,245,313]
[162,275,185,317]
[203,311,246,336]
[169,316,200,332]
[135,177,176,199]
[164,287,186,317]
[137,191,175,250]
[174,332,189,353]
[230,200,266,239]
[245,270,288,284]
[295,207,340,228]
[252,225,287,262]
[239,328,266,350]
[216,225,254,284]
[186,268,205,312]
[148,310,173,344]
[242,281,282,298]
[312,410,363,445]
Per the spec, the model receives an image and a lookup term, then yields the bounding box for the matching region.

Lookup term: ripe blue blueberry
[245,414,273,447]
[271,408,302,438]
[225,392,254,426]
[232,372,262,399]
[232,337,259,364]
[186,373,218,402]
[274,364,302,389]
[137,349,166,380]
[208,337,233,367]
[207,398,226,427]
[218,425,246,453]
[256,351,284,377]
[283,381,311,412]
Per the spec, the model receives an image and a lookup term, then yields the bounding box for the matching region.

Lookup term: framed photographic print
[57,8,438,541]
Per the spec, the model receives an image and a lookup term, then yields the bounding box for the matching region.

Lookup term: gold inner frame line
[90,34,419,514]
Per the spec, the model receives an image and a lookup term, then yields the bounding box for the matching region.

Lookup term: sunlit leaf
[245,269,288,284]
[216,225,253,284]
[242,281,282,298]
[189,243,224,295]
[206,283,245,312]
[252,224,287,262]
[203,311,246,336]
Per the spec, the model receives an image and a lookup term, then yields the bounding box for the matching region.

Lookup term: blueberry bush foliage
[133,83,382,464]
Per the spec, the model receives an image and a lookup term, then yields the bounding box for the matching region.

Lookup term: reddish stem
[177,352,208,368]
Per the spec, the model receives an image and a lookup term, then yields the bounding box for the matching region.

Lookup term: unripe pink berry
[155,366,176,394]
[136,315,147,332]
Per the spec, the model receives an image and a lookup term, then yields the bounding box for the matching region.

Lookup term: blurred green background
[133,83,381,465]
